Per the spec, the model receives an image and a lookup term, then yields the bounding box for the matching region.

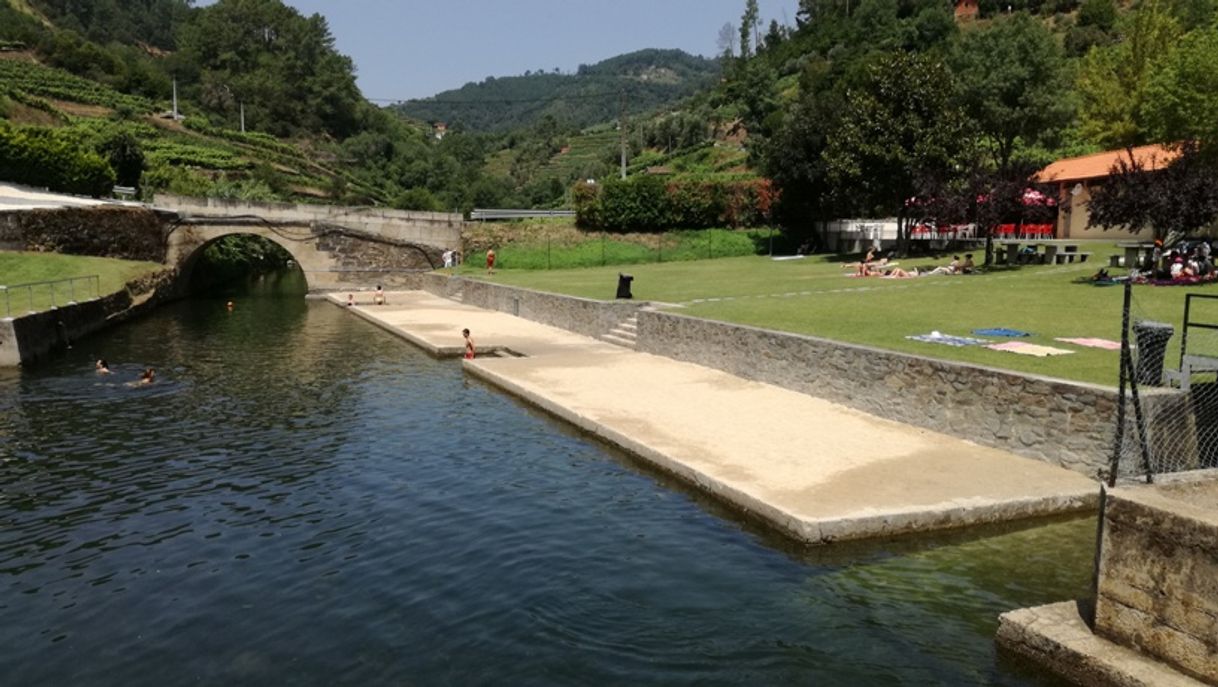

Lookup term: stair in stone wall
[601,314,638,350]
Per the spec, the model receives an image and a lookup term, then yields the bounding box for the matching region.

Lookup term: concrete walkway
[330,290,1099,545]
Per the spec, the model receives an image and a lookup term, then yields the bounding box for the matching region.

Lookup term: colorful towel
[907,332,990,347]
[987,341,1074,357]
[1055,337,1122,351]
[973,328,1030,338]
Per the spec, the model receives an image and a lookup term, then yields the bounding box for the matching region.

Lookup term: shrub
[0,122,115,196]
[574,176,779,232]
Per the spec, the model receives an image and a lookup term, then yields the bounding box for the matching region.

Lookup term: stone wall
[1,268,178,365]
[420,274,641,340]
[1095,479,1218,683]
[635,309,1130,474]
[0,207,168,262]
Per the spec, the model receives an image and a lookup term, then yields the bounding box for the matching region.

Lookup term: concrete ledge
[997,602,1207,687]
[464,358,1097,546]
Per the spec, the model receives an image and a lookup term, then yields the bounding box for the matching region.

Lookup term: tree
[1088,142,1218,241]
[950,14,1073,173]
[1140,25,1218,147]
[717,21,737,60]
[823,52,974,254]
[740,0,760,58]
[177,0,362,138]
[1077,0,1182,148]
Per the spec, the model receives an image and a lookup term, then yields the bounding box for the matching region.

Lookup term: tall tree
[739,0,760,58]
[1140,25,1218,147]
[823,52,973,254]
[1076,0,1182,148]
[950,14,1073,173]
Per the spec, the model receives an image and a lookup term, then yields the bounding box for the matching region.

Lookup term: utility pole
[240,101,245,133]
[172,78,179,120]
[619,90,628,180]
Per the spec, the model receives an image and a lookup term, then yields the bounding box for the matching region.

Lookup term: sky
[264,0,799,102]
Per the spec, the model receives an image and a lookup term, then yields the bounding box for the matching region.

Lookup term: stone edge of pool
[460,359,1097,546]
[327,291,1099,547]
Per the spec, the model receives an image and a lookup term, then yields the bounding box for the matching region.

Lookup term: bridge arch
[176,231,312,292]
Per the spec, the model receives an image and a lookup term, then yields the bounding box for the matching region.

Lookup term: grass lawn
[0,251,162,315]
[458,242,1218,387]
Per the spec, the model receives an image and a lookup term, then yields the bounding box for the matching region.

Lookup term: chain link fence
[1111,285,1218,484]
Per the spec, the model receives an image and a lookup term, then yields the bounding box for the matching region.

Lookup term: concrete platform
[330,290,1100,545]
[997,602,1207,686]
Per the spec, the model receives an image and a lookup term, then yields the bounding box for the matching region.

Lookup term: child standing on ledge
[486,248,495,275]
[463,328,475,360]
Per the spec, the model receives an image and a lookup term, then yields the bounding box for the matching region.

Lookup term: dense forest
[392,49,719,133]
[1,0,1217,239]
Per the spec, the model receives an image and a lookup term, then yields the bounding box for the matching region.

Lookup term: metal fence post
[601,232,606,267]
[1110,280,1132,487]
[50,282,56,308]
[27,285,33,313]
[69,278,76,303]
[547,235,551,270]
[94,275,100,300]
[2,286,8,318]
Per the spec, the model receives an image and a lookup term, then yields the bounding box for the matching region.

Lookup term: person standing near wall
[486,248,496,275]
[462,328,475,360]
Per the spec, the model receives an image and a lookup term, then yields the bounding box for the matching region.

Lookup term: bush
[575,175,779,231]
[0,122,115,196]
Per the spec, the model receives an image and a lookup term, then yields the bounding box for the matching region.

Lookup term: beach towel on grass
[973,328,1030,338]
[907,332,990,347]
[1055,337,1122,351]
[987,341,1074,357]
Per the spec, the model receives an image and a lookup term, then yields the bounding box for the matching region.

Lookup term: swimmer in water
[226,301,234,311]
[346,293,355,307]
[95,359,111,374]
[132,368,155,386]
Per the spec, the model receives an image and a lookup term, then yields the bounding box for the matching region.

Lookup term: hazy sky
[266,1,799,102]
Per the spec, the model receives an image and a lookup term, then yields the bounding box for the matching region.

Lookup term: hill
[392,49,720,133]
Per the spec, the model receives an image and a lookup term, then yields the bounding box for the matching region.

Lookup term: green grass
[457,227,773,271]
[0,251,161,314]
[459,242,1216,387]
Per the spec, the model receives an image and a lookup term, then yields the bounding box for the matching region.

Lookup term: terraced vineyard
[0,58,155,112]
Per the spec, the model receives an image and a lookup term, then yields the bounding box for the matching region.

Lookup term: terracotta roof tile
[1035,144,1179,184]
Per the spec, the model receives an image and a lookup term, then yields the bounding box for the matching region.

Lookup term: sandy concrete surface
[997,602,1207,687]
[329,290,1100,545]
[0,182,140,211]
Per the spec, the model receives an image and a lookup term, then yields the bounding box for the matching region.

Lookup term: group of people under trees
[851,247,976,279]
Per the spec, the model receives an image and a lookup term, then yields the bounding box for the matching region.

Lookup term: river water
[0,294,1093,686]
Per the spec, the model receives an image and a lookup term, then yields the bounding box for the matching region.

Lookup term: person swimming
[95,359,111,374]
[131,368,155,386]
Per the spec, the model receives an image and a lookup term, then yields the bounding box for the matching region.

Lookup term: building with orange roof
[1036,144,1179,240]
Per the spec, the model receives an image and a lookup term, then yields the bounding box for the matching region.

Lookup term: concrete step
[616,321,638,333]
[601,333,637,349]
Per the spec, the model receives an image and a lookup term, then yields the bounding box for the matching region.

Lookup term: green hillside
[392,49,719,133]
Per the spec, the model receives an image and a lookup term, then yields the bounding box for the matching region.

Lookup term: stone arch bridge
[156,194,464,291]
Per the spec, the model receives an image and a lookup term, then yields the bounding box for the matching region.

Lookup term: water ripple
[0,299,1092,686]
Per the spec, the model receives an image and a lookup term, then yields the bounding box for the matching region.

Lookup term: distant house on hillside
[1036,144,1179,240]
[954,0,979,21]
[432,122,447,140]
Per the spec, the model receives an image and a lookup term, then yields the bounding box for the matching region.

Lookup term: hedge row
[0,122,115,196]
[573,176,778,232]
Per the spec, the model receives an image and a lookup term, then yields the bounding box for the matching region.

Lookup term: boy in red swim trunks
[486,248,495,275]
[462,328,475,359]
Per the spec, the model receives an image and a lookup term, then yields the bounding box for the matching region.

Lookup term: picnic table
[999,242,1089,265]
[1117,241,1155,269]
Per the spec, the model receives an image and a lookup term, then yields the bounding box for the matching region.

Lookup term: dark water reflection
[0,298,1092,686]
